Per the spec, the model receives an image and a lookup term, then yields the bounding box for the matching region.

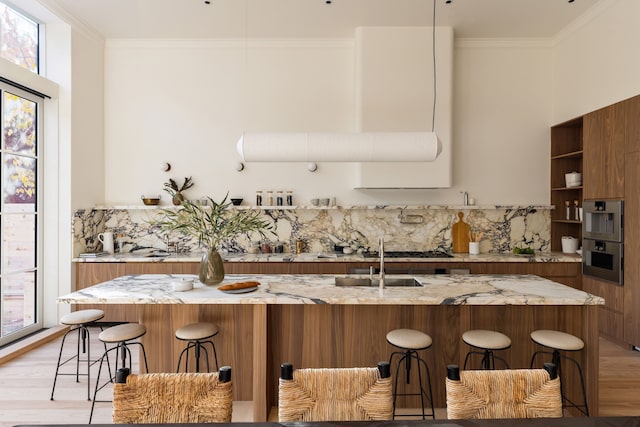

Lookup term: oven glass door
[582,239,623,285]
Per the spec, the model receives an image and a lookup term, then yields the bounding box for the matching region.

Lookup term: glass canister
[260,240,272,254]
[256,190,263,206]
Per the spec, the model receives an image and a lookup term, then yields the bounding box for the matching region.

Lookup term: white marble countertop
[58,273,602,306]
[73,251,582,263]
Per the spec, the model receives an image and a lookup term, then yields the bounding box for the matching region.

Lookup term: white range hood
[354,26,453,189]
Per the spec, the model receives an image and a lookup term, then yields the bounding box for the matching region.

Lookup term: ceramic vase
[199,249,225,286]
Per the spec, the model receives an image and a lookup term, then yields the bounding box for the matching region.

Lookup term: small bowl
[342,247,354,255]
[230,198,243,206]
[171,278,194,292]
[141,196,161,206]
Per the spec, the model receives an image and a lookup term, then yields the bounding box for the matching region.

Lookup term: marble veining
[72,206,552,257]
[58,273,602,306]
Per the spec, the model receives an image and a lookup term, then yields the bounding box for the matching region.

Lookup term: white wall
[552,0,640,122]
[41,21,105,323]
[103,36,554,206]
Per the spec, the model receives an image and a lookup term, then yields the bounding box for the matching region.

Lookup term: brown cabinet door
[624,151,640,346]
[625,96,640,153]
[583,102,625,199]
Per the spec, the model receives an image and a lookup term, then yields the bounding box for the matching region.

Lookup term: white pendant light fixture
[237,132,441,162]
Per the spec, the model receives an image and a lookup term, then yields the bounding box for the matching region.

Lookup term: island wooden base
[79,302,598,421]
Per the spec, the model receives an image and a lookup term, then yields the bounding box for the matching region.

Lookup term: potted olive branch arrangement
[164,176,194,205]
[153,193,272,285]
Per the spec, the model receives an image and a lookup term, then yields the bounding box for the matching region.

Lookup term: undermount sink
[334,277,423,287]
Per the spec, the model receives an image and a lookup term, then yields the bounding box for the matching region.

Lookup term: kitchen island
[58,273,602,420]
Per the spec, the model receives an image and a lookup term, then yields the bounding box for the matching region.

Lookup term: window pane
[3,154,36,206]
[2,211,35,271]
[1,271,36,336]
[3,91,36,156]
[0,3,38,73]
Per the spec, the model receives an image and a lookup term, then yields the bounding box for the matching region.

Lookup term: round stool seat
[531,330,584,351]
[463,330,511,350]
[61,309,104,326]
[176,322,219,341]
[386,328,432,350]
[99,323,146,344]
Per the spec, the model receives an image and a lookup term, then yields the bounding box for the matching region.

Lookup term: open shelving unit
[550,116,583,252]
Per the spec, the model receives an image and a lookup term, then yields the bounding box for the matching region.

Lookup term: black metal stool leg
[388,348,435,420]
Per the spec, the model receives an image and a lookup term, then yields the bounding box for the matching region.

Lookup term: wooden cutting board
[452,211,470,253]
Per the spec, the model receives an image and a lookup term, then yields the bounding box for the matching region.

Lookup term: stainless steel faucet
[379,237,385,290]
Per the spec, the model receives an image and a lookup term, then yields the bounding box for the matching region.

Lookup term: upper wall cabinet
[583,102,626,200]
[626,96,640,154]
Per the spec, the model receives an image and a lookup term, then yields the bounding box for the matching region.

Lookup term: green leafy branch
[152,193,273,250]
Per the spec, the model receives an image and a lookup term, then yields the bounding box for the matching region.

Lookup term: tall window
[0,0,42,346]
[0,82,42,345]
[0,1,39,73]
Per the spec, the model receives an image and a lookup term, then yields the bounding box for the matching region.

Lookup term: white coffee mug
[98,232,114,254]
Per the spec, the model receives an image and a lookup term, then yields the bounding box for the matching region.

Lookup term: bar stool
[175,322,219,373]
[386,328,435,419]
[462,329,511,370]
[529,329,589,416]
[50,309,110,401]
[89,323,149,423]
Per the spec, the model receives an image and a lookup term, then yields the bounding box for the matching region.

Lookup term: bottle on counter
[276,191,283,206]
[286,190,293,206]
[256,190,263,206]
[266,191,274,206]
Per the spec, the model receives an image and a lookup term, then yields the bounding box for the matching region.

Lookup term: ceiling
[43,0,603,39]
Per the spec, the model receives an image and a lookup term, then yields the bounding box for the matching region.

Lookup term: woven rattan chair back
[445,363,562,419]
[112,367,232,423]
[278,362,392,422]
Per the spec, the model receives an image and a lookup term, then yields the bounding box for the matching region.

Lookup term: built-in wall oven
[582,200,624,284]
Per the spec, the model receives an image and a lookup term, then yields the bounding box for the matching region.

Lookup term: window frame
[0,78,44,346]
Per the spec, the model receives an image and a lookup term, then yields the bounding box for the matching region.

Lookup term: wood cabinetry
[566,93,640,348]
[550,117,583,252]
[624,131,640,346]
[583,276,625,343]
[583,102,626,199]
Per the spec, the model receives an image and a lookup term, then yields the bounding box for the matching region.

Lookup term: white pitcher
[98,231,114,254]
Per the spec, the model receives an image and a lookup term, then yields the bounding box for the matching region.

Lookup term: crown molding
[455,38,552,49]
[34,0,104,44]
[552,0,617,46]
[105,38,354,50]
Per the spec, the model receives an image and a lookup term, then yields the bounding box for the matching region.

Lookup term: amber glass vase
[199,249,225,286]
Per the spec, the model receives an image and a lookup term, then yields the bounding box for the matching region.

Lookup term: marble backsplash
[72,205,551,256]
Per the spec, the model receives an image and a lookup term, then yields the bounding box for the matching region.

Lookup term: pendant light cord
[431,0,437,133]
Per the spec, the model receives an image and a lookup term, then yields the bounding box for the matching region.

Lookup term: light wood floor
[0,331,638,426]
